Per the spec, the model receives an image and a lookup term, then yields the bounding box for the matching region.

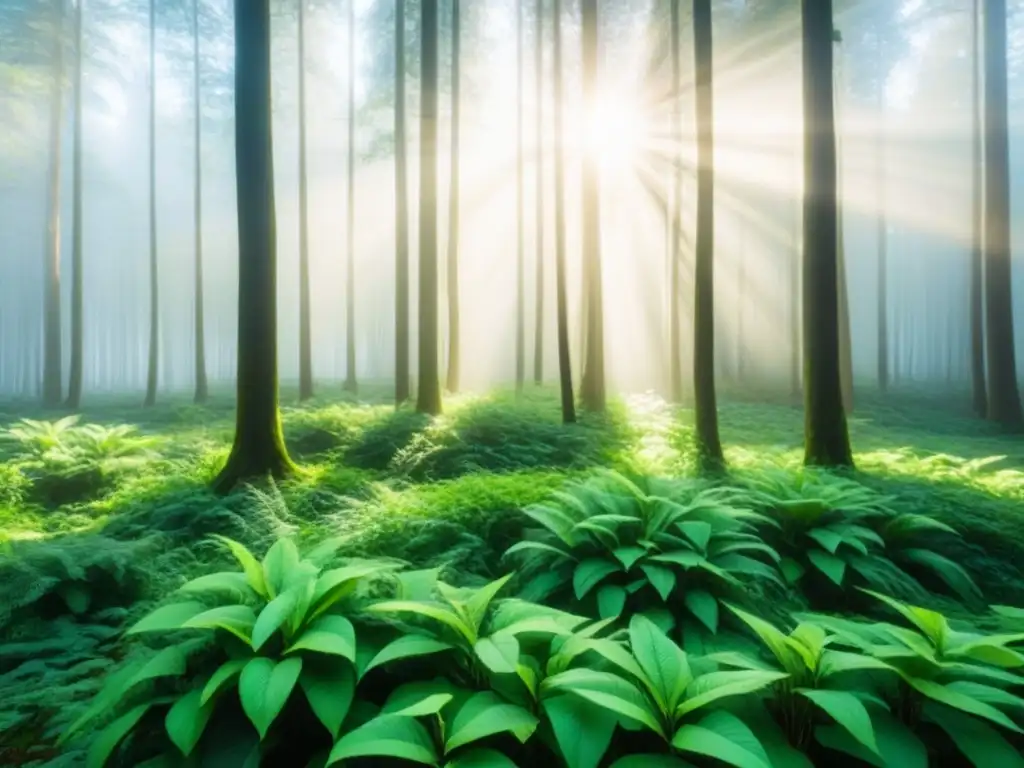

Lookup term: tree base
[212,447,296,495]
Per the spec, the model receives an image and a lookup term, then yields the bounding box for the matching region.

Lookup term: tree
[668,0,683,403]
[969,0,985,415]
[66,0,84,410]
[297,0,313,401]
[578,0,605,412]
[394,0,411,405]
[515,0,526,393]
[445,0,462,393]
[801,0,853,467]
[192,0,208,404]
[982,0,1022,427]
[876,48,888,393]
[833,31,853,414]
[344,0,357,394]
[692,0,724,470]
[532,0,543,386]
[144,0,159,407]
[553,0,575,424]
[415,0,442,416]
[213,0,296,492]
[42,0,65,408]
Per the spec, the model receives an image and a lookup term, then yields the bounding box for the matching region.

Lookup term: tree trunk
[395,0,411,405]
[970,0,986,415]
[344,0,358,394]
[801,0,853,467]
[790,148,801,400]
[669,0,683,403]
[692,0,724,471]
[144,0,159,407]
[578,0,605,413]
[532,0,543,386]
[982,0,1022,427]
[213,0,296,493]
[553,0,576,424]
[445,0,462,393]
[515,0,526,393]
[876,61,888,393]
[66,0,84,410]
[43,0,65,408]
[297,0,313,401]
[833,37,853,414]
[193,0,208,403]
[415,0,442,416]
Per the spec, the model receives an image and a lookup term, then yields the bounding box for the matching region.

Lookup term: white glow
[586,94,649,173]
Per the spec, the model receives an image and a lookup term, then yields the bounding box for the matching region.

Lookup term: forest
[4,0,1024,765]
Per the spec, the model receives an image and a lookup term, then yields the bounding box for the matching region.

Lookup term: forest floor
[2,385,1024,765]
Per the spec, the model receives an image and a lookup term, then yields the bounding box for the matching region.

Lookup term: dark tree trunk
[970,0,986,415]
[445,0,462,393]
[297,0,313,401]
[144,0,159,408]
[833,37,853,414]
[790,156,801,400]
[669,0,683,403]
[43,0,65,408]
[66,0,84,410]
[578,0,605,412]
[982,0,1022,426]
[532,0,543,386]
[344,0,358,394]
[692,0,724,471]
[515,0,526,393]
[213,0,296,493]
[876,63,888,393]
[801,0,853,467]
[415,0,442,416]
[395,0,411,405]
[193,0,208,403]
[553,0,576,424]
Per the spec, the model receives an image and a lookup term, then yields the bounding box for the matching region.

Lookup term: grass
[2,383,1024,764]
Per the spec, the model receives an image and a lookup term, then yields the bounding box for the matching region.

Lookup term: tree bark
[144,0,159,408]
[445,0,462,393]
[669,0,683,403]
[970,0,986,415]
[876,58,888,393]
[692,0,724,471]
[66,0,84,410]
[213,0,296,493]
[532,0,544,386]
[833,37,853,414]
[297,0,313,401]
[515,0,526,393]
[415,0,442,415]
[394,0,411,405]
[344,0,358,394]
[43,0,65,408]
[801,0,854,467]
[193,0,208,403]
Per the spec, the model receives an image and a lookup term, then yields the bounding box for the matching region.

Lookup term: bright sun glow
[586,94,650,173]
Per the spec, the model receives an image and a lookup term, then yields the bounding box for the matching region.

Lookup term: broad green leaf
[542,668,663,736]
[818,650,893,680]
[727,605,804,676]
[677,670,789,718]
[504,541,574,561]
[945,680,1024,712]
[543,694,617,768]
[261,538,301,599]
[177,572,255,599]
[641,564,677,601]
[900,549,981,604]
[464,573,515,630]
[125,646,188,692]
[301,661,355,738]
[369,600,476,644]
[573,559,621,599]
[608,757,695,768]
[651,551,705,569]
[924,701,1024,768]
[382,679,456,717]
[397,567,442,601]
[807,529,844,554]
[807,549,846,586]
[165,689,214,757]
[127,602,207,634]
[629,613,691,713]
[327,714,439,766]
[672,722,770,768]
[679,521,713,552]
[862,590,947,646]
[816,708,928,768]
[475,633,520,675]
[252,590,299,651]
[362,634,454,677]
[86,703,152,768]
[445,748,519,768]
[951,641,1024,669]
[309,561,401,621]
[202,659,248,705]
[285,615,356,661]
[905,677,1023,733]
[522,504,580,545]
[239,657,303,740]
[684,590,719,635]
[687,710,770,766]
[796,689,879,756]
[597,585,627,619]
[613,546,647,570]
[211,535,268,597]
[445,691,539,751]
[779,557,805,584]
[182,605,258,644]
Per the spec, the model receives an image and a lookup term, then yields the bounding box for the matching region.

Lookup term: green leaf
[301,661,355,738]
[127,602,207,634]
[542,668,663,736]
[900,549,981,604]
[608,757,694,768]
[286,615,356,661]
[641,564,677,601]
[818,650,893,680]
[597,585,627,619]
[201,659,248,705]
[445,691,538,751]
[465,573,515,630]
[86,703,152,768]
[475,633,521,675]
[261,538,301,599]
[628,613,691,713]
[796,689,879,756]
[125,646,188,692]
[239,657,303,740]
[924,701,1024,768]
[613,546,647,570]
[684,590,719,634]
[573,558,621,599]
[676,670,789,718]
[165,689,214,757]
[252,590,300,651]
[543,694,617,768]
[679,521,713,551]
[326,714,439,766]
[444,748,519,768]
[779,557,805,584]
[182,605,258,644]
[369,600,476,644]
[211,535,268,597]
[807,528,844,554]
[504,540,574,561]
[397,567,442,600]
[906,677,1023,733]
[177,571,255,599]
[807,549,846,586]
[361,634,454,677]
[383,679,457,717]
[673,719,770,768]
[727,605,804,676]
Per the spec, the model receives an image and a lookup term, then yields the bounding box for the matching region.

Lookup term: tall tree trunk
[692,0,724,471]
[144,0,159,407]
[43,0,65,408]
[553,0,575,423]
[532,0,544,386]
[515,0,526,393]
[213,0,296,493]
[395,0,411,405]
[982,0,1022,426]
[445,0,461,393]
[297,0,313,400]
[790,149,801,399]
[801,0,853,467]
[876,60,888,393]
[415,0,442,415]
[833,36,853,414]
[578,0,605,412]
[193,0,208,403]
[669,0,683,403]
[970,0,987,415]
[344,0,358,393]
[66,0,84,410]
